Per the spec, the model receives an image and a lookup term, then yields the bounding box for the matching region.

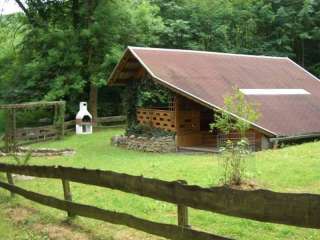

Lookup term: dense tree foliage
[155,0,320,66]
[0,0,319,120]
[1,0,163,118]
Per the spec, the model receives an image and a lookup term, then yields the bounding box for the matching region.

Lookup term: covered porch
[136,94,262,151]
[136,95,219,150]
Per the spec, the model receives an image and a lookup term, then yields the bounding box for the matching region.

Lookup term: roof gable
[108,47,320,137]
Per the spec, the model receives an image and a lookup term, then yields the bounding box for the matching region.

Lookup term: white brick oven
[76,102,93,134]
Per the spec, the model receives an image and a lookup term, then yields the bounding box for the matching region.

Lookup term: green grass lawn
[0,128,320,239]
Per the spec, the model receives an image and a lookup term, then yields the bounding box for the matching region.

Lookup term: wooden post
[61,179,74,217]
[6,173,15,197]
[177,204,189,228]
[174,95,180,150]
[53,104,59,139]
[4,109,10,153]
[12,109,16,152]
[176,180,190,229]
[53,104,58,124]
[53,102,65,140]
[60,103,65,139]
[4,109,17,152]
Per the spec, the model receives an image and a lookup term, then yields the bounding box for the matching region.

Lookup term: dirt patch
[5,206,91,240]
[4,205,160,240]
[113,229,161,240]
[6,206,37,224]
[33,223,89,240]
[13,174,35,181]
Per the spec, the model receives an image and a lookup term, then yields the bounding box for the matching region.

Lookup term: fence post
[176,180,190,229]
[4,109,11,153]
[178,204,189,228]
[11,109,17,152]
[59,103,65,139]
[61,179,74,217]
[6,172,15,197]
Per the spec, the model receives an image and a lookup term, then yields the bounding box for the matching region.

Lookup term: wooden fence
[1,101,66,152]
[96,115,126,127]
[2,116,126,151]
[0,163,320,240]
[65,116,126,133]
[63,120,75,134]
[16,125,60,142]
[96,115,126,124]
[64,116,126,134]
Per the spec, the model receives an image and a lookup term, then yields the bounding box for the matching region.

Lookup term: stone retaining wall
[0,147,75,157]
[111,135,176,153]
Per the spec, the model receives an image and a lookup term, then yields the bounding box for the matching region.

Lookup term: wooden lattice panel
[136,108,176,132]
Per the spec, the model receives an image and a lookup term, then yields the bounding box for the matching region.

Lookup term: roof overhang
[107,48,142,86]
[270,132,320,143]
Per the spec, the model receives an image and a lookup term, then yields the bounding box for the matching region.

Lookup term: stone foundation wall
[111,135,176,153]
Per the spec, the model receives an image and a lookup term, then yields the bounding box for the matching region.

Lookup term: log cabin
[107,47,320,151]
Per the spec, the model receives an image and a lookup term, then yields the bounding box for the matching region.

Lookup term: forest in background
[0,0,319,121]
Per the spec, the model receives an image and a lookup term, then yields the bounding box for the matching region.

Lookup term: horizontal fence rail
[96,115,126,124]
[15,125,59,141]
[0,180,228,240]
[0,163,319,230]
[64,116,126,132]
[64,120,76,134]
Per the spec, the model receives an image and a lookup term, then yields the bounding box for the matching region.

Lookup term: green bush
[0,107,61,136]
[219,139,252,185]
[15,108,55,128]
[211,88,260,186]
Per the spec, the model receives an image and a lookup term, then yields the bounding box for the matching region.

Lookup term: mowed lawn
[0,128,320,240]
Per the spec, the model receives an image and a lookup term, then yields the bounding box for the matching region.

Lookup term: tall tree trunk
[72,0,80,29]
[89,84,98,123]
[86,0,98,123]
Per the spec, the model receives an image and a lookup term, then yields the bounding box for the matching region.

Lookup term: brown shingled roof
[108,47,320,137]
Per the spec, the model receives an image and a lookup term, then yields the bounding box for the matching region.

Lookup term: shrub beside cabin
[108,47,320,151]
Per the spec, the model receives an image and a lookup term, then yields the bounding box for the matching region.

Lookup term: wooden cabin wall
[175,95,203,147]
[174,95,266,150]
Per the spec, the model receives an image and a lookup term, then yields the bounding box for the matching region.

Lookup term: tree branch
[14,0,37,26]
[15,0,28,14]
